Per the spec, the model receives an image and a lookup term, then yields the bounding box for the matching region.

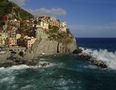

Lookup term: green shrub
[49,25,59,33]
[0,0,33,19]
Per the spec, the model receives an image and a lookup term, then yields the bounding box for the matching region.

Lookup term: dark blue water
[0,38,116,90]
[77,38,116,52]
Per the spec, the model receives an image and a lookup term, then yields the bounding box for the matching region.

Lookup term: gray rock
[30,37,77,57]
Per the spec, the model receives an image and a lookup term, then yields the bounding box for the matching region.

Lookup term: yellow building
[0,33,8,46]
[39,20,49,29]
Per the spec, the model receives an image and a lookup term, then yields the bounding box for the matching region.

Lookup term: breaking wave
[80,47,116,69]
[0,60,57,73]
[83,65,98,69]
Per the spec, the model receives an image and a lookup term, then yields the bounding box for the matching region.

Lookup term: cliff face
[0,0,77,67]
[32,38,77,56]
[0,0,77,56]
[29,29,77,58]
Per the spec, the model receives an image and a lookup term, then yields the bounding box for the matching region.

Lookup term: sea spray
[80,47,116,69]
[0,60,58,73]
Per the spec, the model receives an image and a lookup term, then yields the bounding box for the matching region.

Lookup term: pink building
[49,17,60,27]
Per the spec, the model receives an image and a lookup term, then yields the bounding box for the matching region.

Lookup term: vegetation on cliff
[48,26,74,44]
[0,0,33,19]
[0,0,78,67]
[0,0,77,57]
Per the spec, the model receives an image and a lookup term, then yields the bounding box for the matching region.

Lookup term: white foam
[0,65,39,75]
[83,65,98,69]
[0,65,31,72]
[80,47,116,69]
[20,85,35,90]
[0,76,15,83]
[8,65,30,70]
[0,61,56,72]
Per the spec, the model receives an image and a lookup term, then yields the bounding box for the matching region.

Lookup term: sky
[9,0,116,38]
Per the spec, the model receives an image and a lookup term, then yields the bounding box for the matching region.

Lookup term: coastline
[0,48,72,68]
[0,49,108,69]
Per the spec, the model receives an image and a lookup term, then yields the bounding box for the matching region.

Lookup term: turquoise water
[0,38,116,90]
[0,55,116,90]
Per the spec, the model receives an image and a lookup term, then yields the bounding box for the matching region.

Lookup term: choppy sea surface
[0,38,116,90]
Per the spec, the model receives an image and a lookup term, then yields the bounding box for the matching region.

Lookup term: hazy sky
[9,0,116,37]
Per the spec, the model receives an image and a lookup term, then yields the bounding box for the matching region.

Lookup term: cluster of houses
[0,16,68,49]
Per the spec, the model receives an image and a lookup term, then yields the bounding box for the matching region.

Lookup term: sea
[0,38,116,90]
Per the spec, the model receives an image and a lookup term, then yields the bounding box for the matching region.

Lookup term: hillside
[0,0,33,19]
[0,0,77,67]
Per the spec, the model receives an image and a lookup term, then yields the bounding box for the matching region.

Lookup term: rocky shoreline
[0,0,108,69]
[0,49,108,68]
[0,56,38,68]
[73,49,107,68]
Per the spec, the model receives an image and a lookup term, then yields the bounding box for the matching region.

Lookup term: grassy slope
[0,0,33,19]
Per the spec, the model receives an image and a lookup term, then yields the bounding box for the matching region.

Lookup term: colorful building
[0,16,8,21]
[49,17,60,27]
[0,32,8,46]
[37,18,49,29]
[8,38,17,46]
[26,37,36,48]
[60,21,67,32]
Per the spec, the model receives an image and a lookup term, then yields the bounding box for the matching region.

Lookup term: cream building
[39,21,49,29]
[60,21,67,32]
[16,34,21,39]
[0,33,8,46]
[8,38,17,46]
[27,37,36,48]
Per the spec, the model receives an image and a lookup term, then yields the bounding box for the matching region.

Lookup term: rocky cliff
[0,0,77,67]
[32,37,77,56]
[0,28,77,67]
[25,29,77,59]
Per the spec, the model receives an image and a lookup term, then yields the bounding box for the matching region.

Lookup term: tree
[49,25,59,33]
